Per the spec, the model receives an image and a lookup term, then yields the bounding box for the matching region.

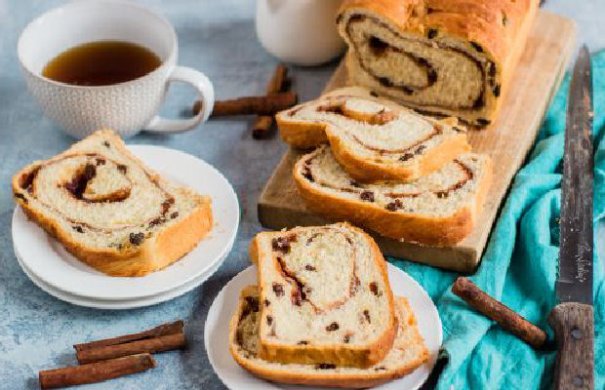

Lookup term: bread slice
[293,145,491,247]
[12,129,213,277]
[230,285,429,388]
[248,223,397,368]
[276,87,470,183]
[336,0,539,127]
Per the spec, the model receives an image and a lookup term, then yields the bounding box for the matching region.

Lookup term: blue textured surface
[0,1,603,389]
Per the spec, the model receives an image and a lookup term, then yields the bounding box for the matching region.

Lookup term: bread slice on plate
[293,145,491,247]
[11,129,213,277]
[276,87,470,183]
[248,223,397,368]
[229,285,429,388]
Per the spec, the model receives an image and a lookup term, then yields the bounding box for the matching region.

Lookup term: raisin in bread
[277,87,470,183]
[293,145,491,246]
[230,286,429,388]
[12,129,213,277]
[249,223,397,368]
[336,0,539,127]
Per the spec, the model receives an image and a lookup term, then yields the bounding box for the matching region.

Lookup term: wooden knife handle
[548,302,594,389]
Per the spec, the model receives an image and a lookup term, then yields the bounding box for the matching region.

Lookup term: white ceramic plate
[12,145,239,301]
[205,264,443,390]
[14,247,225,310]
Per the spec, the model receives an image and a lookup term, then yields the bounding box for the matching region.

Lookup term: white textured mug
[18,0,214,139]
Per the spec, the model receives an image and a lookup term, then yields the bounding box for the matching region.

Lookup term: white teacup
[18,0,214,139]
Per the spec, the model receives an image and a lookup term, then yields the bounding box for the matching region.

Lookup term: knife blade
[548,45,594,390]
[557,46,594,305]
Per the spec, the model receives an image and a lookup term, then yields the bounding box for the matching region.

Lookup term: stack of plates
[11,145,240,309]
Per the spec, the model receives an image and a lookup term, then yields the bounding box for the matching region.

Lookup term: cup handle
[145,66,214,133]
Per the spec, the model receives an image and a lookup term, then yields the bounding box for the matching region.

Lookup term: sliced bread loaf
[230,285,429,388]
[249,223,397,368]
[293,145,491,246]
[336,0,539,127]
[276,87,470,182]
[12,129,213,277]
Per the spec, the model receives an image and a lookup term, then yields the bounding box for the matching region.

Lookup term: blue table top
[0,1,603,389]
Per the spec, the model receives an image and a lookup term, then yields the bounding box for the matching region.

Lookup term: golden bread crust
[327,129,470,183]
[275,116,328,149]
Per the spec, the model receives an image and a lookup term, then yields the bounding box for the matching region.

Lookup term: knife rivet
[573,376,584,387]
[571,328,583,340]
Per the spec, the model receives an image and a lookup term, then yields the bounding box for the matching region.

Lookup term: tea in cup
[18,0,214,138]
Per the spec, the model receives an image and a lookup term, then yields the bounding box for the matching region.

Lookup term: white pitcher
[256,0,345,66]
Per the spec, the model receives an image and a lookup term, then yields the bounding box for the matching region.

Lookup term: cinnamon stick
[73,320,183,352]
[39,353,155,389]
[194,92,297,117]
[76,332,186,364]
[452,277,547,349]
[252,64,289,139]
[252,116,275,138]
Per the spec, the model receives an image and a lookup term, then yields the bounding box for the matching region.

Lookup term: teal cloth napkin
[391,50,605,389]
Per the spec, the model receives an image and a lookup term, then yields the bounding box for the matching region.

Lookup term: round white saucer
[205,264,443,390]
[12,145,239,301]
[15,247,225,310]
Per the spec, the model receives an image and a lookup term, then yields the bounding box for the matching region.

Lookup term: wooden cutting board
[258,11,576,273]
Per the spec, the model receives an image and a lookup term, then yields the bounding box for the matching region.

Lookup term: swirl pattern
[251,223,397,368]
[293,145,492,246]
[337,0,539,127]
[12,130,212,276]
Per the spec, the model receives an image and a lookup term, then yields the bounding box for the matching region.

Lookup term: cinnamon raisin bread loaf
[249,223,397,368]
[293,145,491,246]
[277,87,470,183]
[336,0,539,127]
[12,129,213,277]
[230,286,429,388]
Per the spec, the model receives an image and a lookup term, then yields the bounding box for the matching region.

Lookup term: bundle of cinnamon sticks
[38,320,186,389]
[194,63,295,139]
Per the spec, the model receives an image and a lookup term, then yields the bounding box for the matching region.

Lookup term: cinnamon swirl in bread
[249,223,397,368]
[12,129,213,277]
[277,87,470,182]
[337,0,539,127]
[293,145,491,246]
[229,285,429,388]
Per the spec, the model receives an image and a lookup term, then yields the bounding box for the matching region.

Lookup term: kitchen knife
[548,45,594,390]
